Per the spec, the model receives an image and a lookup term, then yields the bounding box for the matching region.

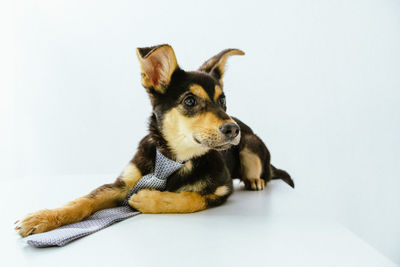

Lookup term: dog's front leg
[128,185,231,213]
[128,190,206,213]
[16,162,142,237]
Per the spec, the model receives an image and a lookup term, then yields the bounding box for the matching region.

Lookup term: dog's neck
[148,113,210,162]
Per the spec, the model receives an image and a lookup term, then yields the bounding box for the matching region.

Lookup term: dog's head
[136,44,244,161]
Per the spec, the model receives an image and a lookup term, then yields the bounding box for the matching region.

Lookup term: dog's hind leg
[239,146,265,191]
[16,162,143,237]
[236,131,270,191]
[238,134,294,190]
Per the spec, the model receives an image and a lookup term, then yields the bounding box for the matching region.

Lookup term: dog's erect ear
[136,44,178,94]
[198,49,244,86]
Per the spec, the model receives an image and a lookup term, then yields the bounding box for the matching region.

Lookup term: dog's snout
[219,123,240,139]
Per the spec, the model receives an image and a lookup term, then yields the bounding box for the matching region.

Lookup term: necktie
[25,150,184,247]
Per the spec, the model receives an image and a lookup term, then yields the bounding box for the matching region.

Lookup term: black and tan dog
[15,44,293,237]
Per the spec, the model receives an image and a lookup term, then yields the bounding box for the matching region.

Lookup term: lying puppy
[16,44,293,237]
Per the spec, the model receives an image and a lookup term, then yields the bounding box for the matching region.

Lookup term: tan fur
[190,84,210,101]
[214,185,230,197]
[244,178,265,191]
[214,85,223,101]
[240,148,262,178]
[129,190,207,213]
[204,186,231,202]
[136,45,177,93]
[121,162,142,188]
[239,148,265,190]
[128,185,231,213]
[17,191,124,237]
[162,108,233,161]
[16,208,66,236]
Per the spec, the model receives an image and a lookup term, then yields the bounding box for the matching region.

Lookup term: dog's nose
[219,123,240,139]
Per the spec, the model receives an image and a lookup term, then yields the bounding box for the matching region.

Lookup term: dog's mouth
[213,143,233,151]
[193,136,238,151]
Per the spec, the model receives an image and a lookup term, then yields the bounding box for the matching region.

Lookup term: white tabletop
[0,175,397,267]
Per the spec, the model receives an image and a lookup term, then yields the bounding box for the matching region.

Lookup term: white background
[1,0,399,264]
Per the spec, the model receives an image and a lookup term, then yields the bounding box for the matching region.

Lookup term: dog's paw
[128,189,170,213]
[15,209,59,237]
[243,178,265,191]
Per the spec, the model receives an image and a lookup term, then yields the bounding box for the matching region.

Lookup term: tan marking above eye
[214,85,223,101]
[189,84,210,101]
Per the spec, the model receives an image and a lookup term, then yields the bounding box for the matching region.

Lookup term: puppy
[15,44,293,237]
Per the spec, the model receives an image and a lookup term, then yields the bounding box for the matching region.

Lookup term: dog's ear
[136,44,178,94]
[198,49,244,86]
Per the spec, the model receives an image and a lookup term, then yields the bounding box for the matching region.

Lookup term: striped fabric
[25,150,184,247]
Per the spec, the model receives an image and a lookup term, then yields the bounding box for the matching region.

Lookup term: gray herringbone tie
[25,150,183,247]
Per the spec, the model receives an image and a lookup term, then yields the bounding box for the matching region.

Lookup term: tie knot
[153,150,185,179]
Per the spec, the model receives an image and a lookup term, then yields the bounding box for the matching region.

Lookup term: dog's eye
[219,96,226,106]
[184,96,196,107]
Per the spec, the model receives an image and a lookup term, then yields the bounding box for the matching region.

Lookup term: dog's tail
[270,164,294,188]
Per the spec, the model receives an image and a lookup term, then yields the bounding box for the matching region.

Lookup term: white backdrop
[1,0,399,264]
